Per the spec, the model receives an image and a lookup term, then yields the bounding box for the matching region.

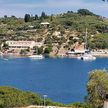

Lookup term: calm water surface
[0,57,108,103]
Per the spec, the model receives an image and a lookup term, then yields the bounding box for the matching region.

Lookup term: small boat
[3,58,8,61]
[78,53,96,61]
[29,54,44,59]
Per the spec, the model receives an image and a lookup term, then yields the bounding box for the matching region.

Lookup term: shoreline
[1,52,108,59]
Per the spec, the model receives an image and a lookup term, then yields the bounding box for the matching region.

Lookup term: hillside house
[6,41,43,50]
[40,22,50,28]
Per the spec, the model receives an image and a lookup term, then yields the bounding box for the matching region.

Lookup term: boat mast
[85,28,88,50]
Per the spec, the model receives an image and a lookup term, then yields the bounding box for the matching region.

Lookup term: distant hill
[0,9,108,56]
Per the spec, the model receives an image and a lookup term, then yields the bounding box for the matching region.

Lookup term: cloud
[0,0,108,17]
[5,0,98,8]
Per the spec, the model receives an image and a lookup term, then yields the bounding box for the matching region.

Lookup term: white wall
[104,101,108,108]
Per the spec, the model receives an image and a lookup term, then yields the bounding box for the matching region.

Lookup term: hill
[0,9,108,56]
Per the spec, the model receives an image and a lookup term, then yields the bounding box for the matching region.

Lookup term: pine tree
[24,14,31,22]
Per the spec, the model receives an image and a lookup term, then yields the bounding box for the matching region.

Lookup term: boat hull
[29,55,44,59]
[78,53,96,61]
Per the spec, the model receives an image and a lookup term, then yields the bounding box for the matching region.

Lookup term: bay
[0,57,107,103]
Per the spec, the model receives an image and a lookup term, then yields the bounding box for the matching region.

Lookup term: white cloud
[0,0,108,17]
[5,0,96,8]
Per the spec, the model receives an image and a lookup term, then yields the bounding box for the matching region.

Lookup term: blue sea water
[0,57,107,104]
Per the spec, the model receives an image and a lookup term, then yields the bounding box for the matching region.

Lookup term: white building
[67,50,87,55]
[104,101,108,108]
[40,22,50,28]
[6,41,43,49]
[40,22,50,25]
[104,94,108,108]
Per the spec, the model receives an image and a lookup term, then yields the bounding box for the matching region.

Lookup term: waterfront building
[6,41,43,49]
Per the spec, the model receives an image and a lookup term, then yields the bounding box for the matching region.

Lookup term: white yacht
[29,54,44,59]
[78,53,96,61]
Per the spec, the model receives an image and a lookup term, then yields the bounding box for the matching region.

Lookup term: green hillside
[0,9,108,54]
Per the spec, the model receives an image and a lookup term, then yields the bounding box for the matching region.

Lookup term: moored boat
[29,54,44,59]
[78,53,96,61]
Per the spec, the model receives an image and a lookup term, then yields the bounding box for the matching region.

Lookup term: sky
[0,0,108,18]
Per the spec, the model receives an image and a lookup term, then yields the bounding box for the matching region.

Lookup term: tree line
[24,9,97,22]
[24,11,48,22]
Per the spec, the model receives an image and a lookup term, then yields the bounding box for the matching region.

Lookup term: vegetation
[87,70,108,108]
[77,9,95,16]
[88,34,108,49]
[33,46,44,54]
[40,11,47,20]
[2,43,9,50]
[24,14,31,22]
[0,86,42,107]
[0,9,108,53]
[102,0,108,1]
[20,49,28,55]
[44,46,53,54]
[0,86,88,108]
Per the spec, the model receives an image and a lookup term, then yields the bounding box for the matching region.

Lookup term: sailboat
[78,28,96,61]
